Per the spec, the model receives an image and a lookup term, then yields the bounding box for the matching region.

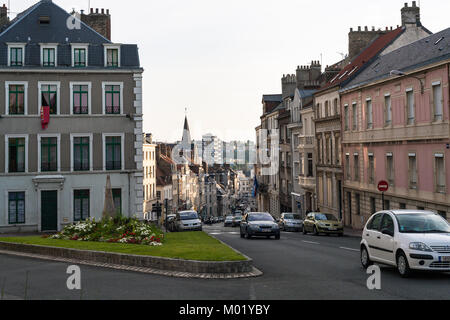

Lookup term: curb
[0,242,262,279]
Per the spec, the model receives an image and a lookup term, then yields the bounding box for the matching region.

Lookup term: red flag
[41,106,50,130]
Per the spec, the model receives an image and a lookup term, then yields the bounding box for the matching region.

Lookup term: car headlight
[409,242,433,252]
[318,222,326,227]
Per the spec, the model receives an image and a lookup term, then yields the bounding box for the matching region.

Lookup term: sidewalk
[0,233,43,238]
[344,227,363,238]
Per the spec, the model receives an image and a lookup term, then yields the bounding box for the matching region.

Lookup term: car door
[378,213,396,265]
[304,214,313,232]
[365,213,384,261]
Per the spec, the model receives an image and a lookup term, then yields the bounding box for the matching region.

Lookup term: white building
[143,135,157,220]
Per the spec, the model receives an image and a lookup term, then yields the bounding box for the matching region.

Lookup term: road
[0,225,449,300]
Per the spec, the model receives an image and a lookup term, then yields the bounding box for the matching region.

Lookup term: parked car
[212,217,219,224]
[175,211,203,232]
[279,213,303,232]
[361,210,450,277]
[240,212,280,240]
[303,212,343,236]
[224,216,234,227]
[232,216,243,227]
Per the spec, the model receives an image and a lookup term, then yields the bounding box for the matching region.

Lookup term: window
[384,200,391,210]
[325,101,329,117]
[8,192,25,224]
[380,214,394,234]
[307,153,313,177]
[106,48,119,67]
[42,47,56,67]
[408,153,417,189]
[73,137,90,171]
[74,190,90,222]
[73,48,86,67]
[40,83,58,115]
[345,154,350,180]
[8,138,25,173]
[385,95,392,126]
[41,137,58,172]
[435,154,445,194]
[105,136,122,170]
[366,99,373,129]
[104,84,122,114]
[367,213,382,231]
[344,105,349,131]
[10,47,24,66]
[386,153,394,186]
[72,84,89,114]
[352,103,357,130]
[368,153,375,184]
[370,197,376,214]
[8,84,25,115]
[432,83,443,122]
[354,154,359,181]
[335,135,340,165]
[333,98,338,115]
[406,89,415,125]
[112,189,122,215]
[355,193,361,216]
[400,203,406,209]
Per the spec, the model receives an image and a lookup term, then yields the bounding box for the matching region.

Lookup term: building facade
[143,134,157,220]
[0,1,143,233]
[341,28,450,229]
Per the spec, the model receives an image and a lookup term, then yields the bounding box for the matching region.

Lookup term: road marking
[229,232,240,235]
[302,240,320,245]
[340,247,360,252]
[209,233,223,235]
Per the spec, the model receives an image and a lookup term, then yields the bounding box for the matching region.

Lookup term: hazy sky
[8,0,450,142]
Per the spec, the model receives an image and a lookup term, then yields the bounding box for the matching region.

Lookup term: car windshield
[315,214,338,221]
[284,214,301,220]
[396,214,450,233]
[248,214,274,222]
[179,212,198,220]
[226,217,233,221]
[234,217,242,220]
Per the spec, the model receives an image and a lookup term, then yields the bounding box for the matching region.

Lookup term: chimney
[281,74,297,99]
[80,7,111,40]
[0,4,9,28]
[401,2,421,27]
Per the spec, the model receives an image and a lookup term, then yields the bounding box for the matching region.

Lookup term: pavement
[0,224,449,300]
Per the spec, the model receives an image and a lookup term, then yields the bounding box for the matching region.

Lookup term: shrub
[51,217,164,246]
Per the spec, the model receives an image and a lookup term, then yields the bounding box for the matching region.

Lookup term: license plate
[262,229,272,233]
[442,256,450,262]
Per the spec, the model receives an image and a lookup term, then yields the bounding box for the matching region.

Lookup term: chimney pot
[412,1,416,7]
[96,8,99,13]
[372,26,375,31]
[101,8,104,14]
[358,26,361,31]
[90,8,93,13]
[364,26,368,31]
[350,27,353,32]
[404,3,408,7]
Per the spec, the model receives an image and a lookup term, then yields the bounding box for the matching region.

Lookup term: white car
[360,210,450,277]
[175,211,203,232]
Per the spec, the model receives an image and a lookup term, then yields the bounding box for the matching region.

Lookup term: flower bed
[49,217,164,246]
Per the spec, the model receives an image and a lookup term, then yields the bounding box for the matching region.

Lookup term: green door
[41,191,58,231]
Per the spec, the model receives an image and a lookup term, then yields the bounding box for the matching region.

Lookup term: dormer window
[40,44,57,67]
[104,44,121,67]
[71,44,88,67]
[7,43,25,66]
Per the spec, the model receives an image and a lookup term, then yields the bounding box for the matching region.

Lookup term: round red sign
[378,181,389,192]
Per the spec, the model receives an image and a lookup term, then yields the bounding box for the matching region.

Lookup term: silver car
[175,211,203,232]
[279,213,304,232]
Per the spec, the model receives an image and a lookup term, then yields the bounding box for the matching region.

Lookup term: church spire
[181,110,191,147]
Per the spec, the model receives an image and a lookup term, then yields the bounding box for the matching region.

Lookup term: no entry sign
[378,181,389,193]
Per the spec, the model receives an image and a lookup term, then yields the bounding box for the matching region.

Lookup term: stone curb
[0,242,263,279]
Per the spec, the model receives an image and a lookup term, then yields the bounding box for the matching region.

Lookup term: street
[0,225,449,300]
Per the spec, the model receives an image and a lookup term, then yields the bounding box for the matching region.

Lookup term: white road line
[340,247,360,252]
[209,233,223,235]
[302,240,320,245]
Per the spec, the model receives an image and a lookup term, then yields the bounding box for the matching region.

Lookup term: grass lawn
[0,232,246,262]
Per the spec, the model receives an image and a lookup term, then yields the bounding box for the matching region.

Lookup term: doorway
[41,191,58,232]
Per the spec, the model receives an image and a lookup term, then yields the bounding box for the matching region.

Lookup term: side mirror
[381,229,394,237]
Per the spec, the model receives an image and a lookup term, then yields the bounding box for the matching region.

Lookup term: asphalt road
[0,225,449,300]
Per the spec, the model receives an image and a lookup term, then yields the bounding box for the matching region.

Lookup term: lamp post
[390,70,424,94]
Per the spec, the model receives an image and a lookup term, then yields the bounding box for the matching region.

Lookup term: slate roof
[343,27,450,91]
[319,27,404,92]
[298,89,316,99]
[0,0,140,69]
[262,94,283,103]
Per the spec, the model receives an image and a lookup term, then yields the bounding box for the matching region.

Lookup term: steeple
[181,113,191,148]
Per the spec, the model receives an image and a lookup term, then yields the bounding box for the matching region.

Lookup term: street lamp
[390,70,424,94]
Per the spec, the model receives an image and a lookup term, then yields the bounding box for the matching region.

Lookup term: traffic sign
[378,181,389,193]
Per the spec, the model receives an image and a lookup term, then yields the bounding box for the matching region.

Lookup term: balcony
[298,176,315,189]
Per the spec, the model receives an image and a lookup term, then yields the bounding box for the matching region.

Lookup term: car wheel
[360,246,373,269]
[313,226,319,236]
[396,251,412,278]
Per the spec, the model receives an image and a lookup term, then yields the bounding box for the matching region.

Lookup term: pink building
[340,28,450,229]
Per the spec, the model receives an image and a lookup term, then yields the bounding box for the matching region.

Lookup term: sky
[7,0,450,142]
